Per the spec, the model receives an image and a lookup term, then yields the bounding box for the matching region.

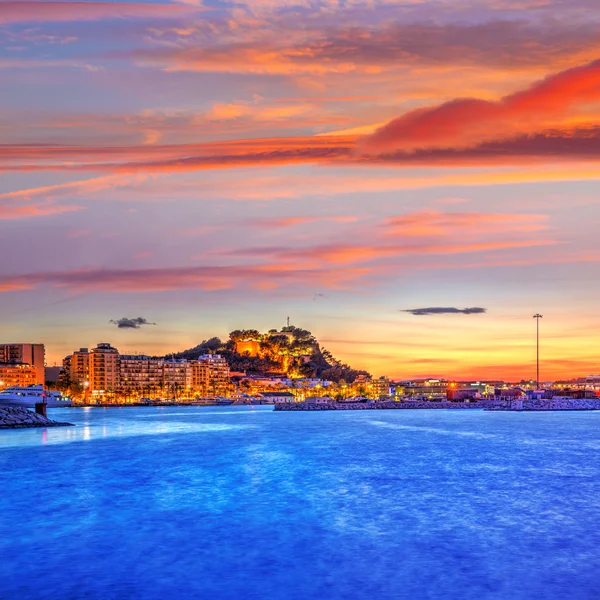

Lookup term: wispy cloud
[0,2,201,25]
[402,307,487,316]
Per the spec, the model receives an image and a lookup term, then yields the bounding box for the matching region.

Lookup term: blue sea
[1,406,600,600]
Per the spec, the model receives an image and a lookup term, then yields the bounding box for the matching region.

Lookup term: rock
[0,406,74,429]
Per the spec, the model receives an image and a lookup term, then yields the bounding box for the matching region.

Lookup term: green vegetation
[172,326,370,383]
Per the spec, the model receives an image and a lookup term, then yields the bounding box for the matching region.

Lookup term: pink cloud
[0,202,83,220]
[361,59,600,154]
[383,211,548,237]
[0,2,201,24]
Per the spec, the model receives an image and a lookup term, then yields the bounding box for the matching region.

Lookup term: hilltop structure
[173,325,370,383]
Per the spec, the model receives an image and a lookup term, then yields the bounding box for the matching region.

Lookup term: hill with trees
[171,326,370,383]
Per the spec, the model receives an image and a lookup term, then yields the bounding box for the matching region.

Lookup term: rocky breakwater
[274,400,504,411]
[0,406,74,429]
[488,398,600,411]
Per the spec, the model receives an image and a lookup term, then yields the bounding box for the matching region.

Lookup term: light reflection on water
[1,406,600,600]
[0,407,256,447]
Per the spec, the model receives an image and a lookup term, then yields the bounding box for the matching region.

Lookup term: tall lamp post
[533,314,543,389]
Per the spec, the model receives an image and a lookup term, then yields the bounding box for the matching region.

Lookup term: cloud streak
[402,307,487,316]
[0,2,201,24]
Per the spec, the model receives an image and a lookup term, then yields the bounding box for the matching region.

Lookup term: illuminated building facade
[90,343,120,396]
[0,363,38,389]
[0,343,45,384]
[61,344,232,401]
[119,355,163,397]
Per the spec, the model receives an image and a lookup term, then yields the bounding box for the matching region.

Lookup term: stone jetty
[0,406,74,429]
[488,398,600,411]
[274,398,600,412]
[274,400,504,411]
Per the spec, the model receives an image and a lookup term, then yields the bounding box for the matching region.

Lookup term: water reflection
[0,406,259,448]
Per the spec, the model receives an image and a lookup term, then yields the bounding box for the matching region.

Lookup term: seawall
[488,398,600,411]
[0,406,74,429]
[274,400,503,411]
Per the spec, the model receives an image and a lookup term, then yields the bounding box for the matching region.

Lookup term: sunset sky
[2,0,600,380]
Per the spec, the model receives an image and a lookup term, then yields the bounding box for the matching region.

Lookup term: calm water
[1,407,600,600]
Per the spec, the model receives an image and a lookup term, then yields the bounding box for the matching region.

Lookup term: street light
[533,314,543,389]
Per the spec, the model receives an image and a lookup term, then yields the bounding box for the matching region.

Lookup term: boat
[215,397,234,406]
[0,385,73,408]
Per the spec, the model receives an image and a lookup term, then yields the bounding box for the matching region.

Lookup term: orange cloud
[383,211,548,237]
[249,215,359,228]
[250,217,316,228]
[126,19,600,77]
[282,240,557,265]
[0,264,371,294]
[362,59,600,154]
[0,174,148,201]
[0,202,83,220]
[2,62,600,180]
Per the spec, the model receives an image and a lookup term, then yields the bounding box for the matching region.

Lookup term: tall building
[90,343,120,396]
[0,343,45,384]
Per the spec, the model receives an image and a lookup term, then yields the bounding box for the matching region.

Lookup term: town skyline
[7,316,598,383]
[2,1,600,381]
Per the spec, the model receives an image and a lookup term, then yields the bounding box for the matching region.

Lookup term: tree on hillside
[229,330,262,342]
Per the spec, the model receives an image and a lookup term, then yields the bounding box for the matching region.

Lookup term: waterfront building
[90,343,120,398]
[162,359,191,399]
[61,343,233,402]
[447,387,480,401]
[258,391,297,403]
[0,363,38,389]
[119,355,163,398]
[372,376,391,398]
[400,379,450,398]
[196,354,231,396]
[305,396,332,404]
[65,348,91,387]
[584,375,600,391]
[0,343,45,384]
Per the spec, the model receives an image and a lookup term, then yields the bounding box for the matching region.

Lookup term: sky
[1,0,600,381]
